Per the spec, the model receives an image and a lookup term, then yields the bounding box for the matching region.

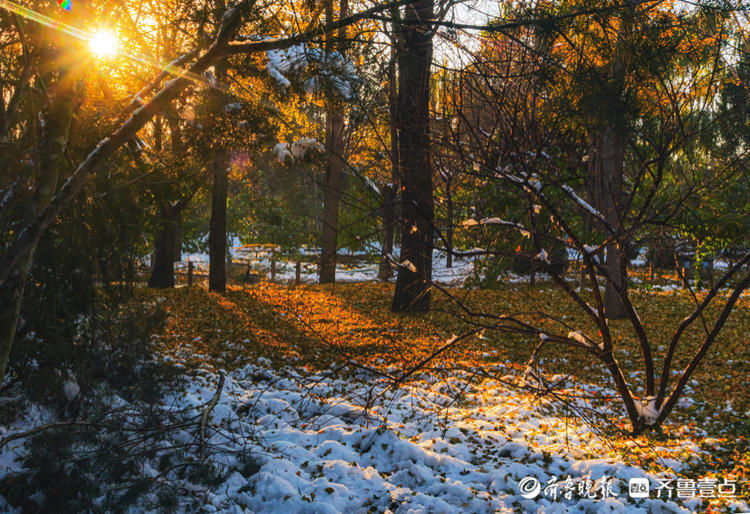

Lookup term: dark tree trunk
[209,152,228,292]
[379,44,400,281]
[588,11,632,320]
[148,204,179,288]
[445,186,453,268]
[167,104,185,265]
[149,105,187,286]
[319,112,345,284]
[319,0,348,285]
[208,49,229,293]
[391,0,434,313]
[173,210,182,262]
[589,123,628,319]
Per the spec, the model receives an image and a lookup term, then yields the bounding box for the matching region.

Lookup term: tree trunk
[445,188,453,268]
[148,204,179,288]
[173,210,182,262]
[319,112,345,283]
[209,152,228,292]
[588,9,632,320]
[589,123,628,319]
[605,244,627,318]
[391,0,434,313]
[379,44,400,281]
[167,104,185,265]
[319,0,349,285]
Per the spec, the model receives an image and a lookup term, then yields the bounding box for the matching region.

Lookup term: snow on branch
[273,143,293,162]
[560,185,609,228]
[461,218,531,238]
[363,176,380,194]
[385,253,417,273]
[494,167,542,194]
[399,260,417,273]
[567,330,594,348]
[273,138,324,163]
[634,396,662,426]
[266,45,358,98]
[582,244,602,264]
[452,248,488,257]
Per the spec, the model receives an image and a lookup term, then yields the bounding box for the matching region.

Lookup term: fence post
[188,260,194,287]
[271,251,276,281]
[295,260,301,285]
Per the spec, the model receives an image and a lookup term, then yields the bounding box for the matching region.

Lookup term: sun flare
[89,30,119,58]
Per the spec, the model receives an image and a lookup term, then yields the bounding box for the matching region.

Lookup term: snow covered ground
[4,354,743,513]
[178,247,479,286]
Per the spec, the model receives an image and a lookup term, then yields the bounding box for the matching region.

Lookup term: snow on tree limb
[560,184,610,230]
[536,249,550,264]
[567,330,593,348]
[462,217,529,231]
[266,45,358,98]
[634,396,661,426]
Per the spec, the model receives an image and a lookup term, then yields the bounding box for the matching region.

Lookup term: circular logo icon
[519,476,541,499]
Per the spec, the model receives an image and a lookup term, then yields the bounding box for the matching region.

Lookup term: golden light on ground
[89,30,119,58]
